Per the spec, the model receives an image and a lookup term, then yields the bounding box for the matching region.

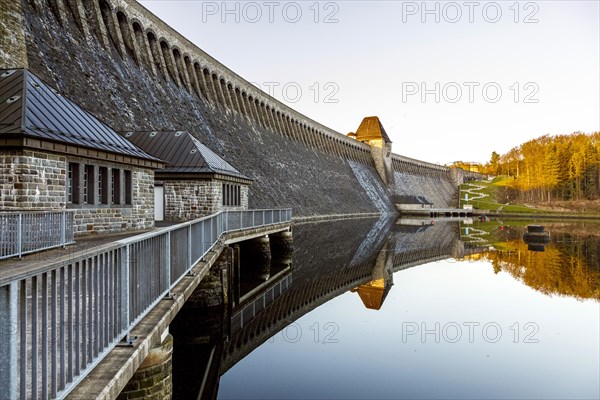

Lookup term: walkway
[462,182,488,202]
[0,229,154,272]
[0,209,291,400]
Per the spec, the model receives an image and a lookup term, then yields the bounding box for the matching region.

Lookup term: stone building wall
[0,149,66,209]
[163,179,249,222]
[72,167,155,235]
[0,149,155,235]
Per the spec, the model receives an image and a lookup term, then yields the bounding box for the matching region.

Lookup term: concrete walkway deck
[0,229,156,275]
[64,222,291,400]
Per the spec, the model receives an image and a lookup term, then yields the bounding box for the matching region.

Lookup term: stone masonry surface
[163,180,248,221]
[7,0,458,217]
[0,149,155,234]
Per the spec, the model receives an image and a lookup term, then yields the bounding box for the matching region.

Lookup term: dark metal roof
[122,131,251,180]
[0,69,159,162]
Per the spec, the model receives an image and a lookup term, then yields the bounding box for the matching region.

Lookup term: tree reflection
[477,231,600,301]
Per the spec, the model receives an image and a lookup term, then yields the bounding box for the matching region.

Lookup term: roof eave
[155,170,253,184]
[8,134,165,169]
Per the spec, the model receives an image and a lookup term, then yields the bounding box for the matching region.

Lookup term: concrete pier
[239,236,272,282]
[117,334,173,400]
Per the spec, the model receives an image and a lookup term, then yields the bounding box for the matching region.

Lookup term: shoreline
[473,210,600,220]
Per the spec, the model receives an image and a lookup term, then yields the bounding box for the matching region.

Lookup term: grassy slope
[459,176,541,213]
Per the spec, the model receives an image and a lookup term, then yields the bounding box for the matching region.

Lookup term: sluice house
[122,130,252,222]
[0,68,164,235]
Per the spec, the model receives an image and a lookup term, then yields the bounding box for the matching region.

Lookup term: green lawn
[459,177,541,213]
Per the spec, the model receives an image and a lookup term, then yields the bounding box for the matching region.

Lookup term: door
[154,185,164,221]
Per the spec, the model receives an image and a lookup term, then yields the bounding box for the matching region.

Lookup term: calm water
[176,217,600,400]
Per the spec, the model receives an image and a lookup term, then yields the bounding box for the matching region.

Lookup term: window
[68,163,133,207]
[83,166,87,203]
[67,163,74,203]
[111,169,121,205]
[83,165,95,204]
[67,163,80,204]
[222,183,241,206]
[124,170,132,205]
[98,167,109,204]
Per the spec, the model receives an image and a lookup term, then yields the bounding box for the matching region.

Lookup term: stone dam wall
[1,0,459,216]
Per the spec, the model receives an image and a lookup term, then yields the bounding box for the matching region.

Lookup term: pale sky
[139,0,600,165]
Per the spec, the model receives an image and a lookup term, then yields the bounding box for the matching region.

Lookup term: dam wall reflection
[169,216,491,399]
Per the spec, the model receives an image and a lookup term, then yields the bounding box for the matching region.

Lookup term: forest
[484,132,600,202]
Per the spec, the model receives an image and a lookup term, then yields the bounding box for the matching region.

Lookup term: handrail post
[61,211,67,248]
[187,225,192,271]
[0,282,18,398]
[17,214,22,259]
[166,231,172,295]
[120,244,131,343]
[200,220,204,256]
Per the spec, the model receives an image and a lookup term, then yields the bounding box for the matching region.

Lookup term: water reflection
[172,217,599,399]
[461,221,600,301]
[350,240,394,311]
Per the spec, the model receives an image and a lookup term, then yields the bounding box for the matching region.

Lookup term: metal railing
[231,272,293,334]
[0,211,75,260]
[0,209,292,399]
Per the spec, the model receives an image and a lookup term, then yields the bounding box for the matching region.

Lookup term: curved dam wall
[2,0,457,215]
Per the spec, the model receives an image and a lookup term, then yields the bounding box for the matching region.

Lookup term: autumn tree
[489,132,600,202]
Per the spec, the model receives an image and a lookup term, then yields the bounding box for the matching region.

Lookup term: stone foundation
[117,334,173,400]
[240,236,272,282]
[186,247,232,308]
[270,230,293,266]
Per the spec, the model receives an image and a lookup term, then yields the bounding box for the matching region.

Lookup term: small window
[111,169,121,205]
[83,165,95,204]
[222,183,241,206]
[124,170,132,205]
[98,167,109,204]
[67,163,80,204]
[82,166,87,203]
[67,163,74,203]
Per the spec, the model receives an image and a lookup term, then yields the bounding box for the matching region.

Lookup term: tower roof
[0,69,160,163]
[355,116,392,143]
[122,130,251,181]
[354,280,393,311]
